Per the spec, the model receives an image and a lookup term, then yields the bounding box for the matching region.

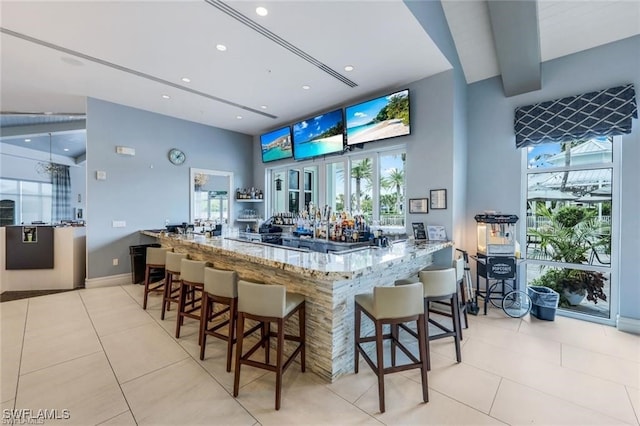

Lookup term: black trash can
[129,243,161,284]
[527,286,560,321]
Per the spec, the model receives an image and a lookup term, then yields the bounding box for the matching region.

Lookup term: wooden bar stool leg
[354,305,361,374]
[452,293,462,362]
[226,298,237,372]
[299,303,306,371]
[264,322,270,364]
[142,265,151,309]
[417,314,429,403]
[199,292,210,360]
[233,313,245,398]
[175,281,187,338]
[375,320,385,413]
[425,298,431,371]
[161,272,171,320]
[275,318,285,411]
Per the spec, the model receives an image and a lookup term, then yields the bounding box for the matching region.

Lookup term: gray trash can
[527,286,560,321]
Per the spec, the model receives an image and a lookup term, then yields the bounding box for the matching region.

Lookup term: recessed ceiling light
[24,139,31,142]
[260,105,268,109]
[236,115,243,119]
[344,65,354,72]
[63,148,69,152]
[161,94,171,99]
[302,85,310,90]
[216,44,227,52]
[181,77,191,83]
[256,6,268,16]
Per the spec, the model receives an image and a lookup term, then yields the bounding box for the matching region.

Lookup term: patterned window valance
[514,84,637,148]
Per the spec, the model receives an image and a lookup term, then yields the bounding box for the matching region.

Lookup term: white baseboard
[617,315,640,335]
[85,273,132,289]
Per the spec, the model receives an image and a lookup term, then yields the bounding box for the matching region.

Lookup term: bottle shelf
[235,199,263,202]
[236,218,259,222]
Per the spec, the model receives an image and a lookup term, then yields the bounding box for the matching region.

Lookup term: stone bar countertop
[141,229,454,381]
[141,230,453,280]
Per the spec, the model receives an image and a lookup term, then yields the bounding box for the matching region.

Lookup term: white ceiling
[0,0,450,137]
[443,0,640,84]
[1,0,638,144]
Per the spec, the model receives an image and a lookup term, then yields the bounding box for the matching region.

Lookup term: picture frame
[409,198,429,214]
[427,225,447,241]
[430,189,447,210]
[412,222,427,240]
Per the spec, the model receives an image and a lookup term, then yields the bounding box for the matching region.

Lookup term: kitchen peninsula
[141,230,453,382]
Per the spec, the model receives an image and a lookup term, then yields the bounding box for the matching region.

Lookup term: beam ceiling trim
[487,0,541,97]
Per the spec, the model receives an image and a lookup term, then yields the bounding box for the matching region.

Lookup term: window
[524,137,616,322]
[266,146,406,229]
[0,178,53,225]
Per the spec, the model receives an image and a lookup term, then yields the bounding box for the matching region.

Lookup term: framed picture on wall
[430,189,447,210]
[409,198,429,214]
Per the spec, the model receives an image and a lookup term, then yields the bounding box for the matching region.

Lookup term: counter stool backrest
[373,282,424,319]
[454,258,464,282]
[146,247,171,265]
[180,259,208,283]
[238,280,286,318]
[166,252,187,273]
[419,268,457,298]
[204,268,238,298]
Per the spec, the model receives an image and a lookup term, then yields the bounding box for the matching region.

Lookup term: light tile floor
[1,284,638,425]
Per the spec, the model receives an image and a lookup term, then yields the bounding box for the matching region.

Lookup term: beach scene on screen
[261,127,293,162]
[346,90,410,145]
[293,109,344,160]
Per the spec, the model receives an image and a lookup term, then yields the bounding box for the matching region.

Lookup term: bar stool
[233,280,305,411]
[161,252,187,320]
[418,268,462,368]
[199,268,262,371]
[142,247,171,310]
[175,259,209,340]
[354,282,428,413]
[428,258,469,334]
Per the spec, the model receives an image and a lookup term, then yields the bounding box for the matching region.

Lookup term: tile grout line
[78,288,140,426]
[9,299,30,418]
[121,285,261,423]
[623,385,640,426]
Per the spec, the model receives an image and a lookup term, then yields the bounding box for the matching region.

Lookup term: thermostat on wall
[116,146,136,156]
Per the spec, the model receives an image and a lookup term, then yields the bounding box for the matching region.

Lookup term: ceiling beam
[487,0,541,97]
[0,120,86,139]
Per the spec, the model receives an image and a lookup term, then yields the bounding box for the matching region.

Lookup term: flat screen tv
[260,126,293,163]
[293,109,344,161]
[345,89,410,145]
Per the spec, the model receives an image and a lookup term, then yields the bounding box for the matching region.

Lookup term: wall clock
[168,148,186,165]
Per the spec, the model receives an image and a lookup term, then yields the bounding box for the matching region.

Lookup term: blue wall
[86,98,253,279]
[467,35,640,323]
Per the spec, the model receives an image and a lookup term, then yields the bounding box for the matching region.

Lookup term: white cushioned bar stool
[418,267,462,369]
[175,259,209,340]
[199,268,262,371]
[427,258,470,336]
[161,251,187,320]
[354,282,429,413]
[233,280,306,411]
[142,247,171,310]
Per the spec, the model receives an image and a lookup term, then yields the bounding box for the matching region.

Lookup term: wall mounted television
[292,109,344,161]
[345,89,410,146]
[260,126,293,163]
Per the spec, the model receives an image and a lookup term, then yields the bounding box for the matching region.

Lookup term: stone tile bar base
[142,231,453,382]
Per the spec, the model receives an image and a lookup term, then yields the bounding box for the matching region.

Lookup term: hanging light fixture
[36,133,65,176]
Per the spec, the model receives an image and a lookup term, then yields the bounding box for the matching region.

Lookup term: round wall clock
[168,148,186,165]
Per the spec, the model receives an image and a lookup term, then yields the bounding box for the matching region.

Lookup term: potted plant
[529,205,609,306]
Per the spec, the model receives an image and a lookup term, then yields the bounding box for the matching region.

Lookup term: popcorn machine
[474,214,519,256]
[473,214,522,315]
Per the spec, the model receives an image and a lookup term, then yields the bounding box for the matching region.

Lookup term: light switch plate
[96,171,107,180]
